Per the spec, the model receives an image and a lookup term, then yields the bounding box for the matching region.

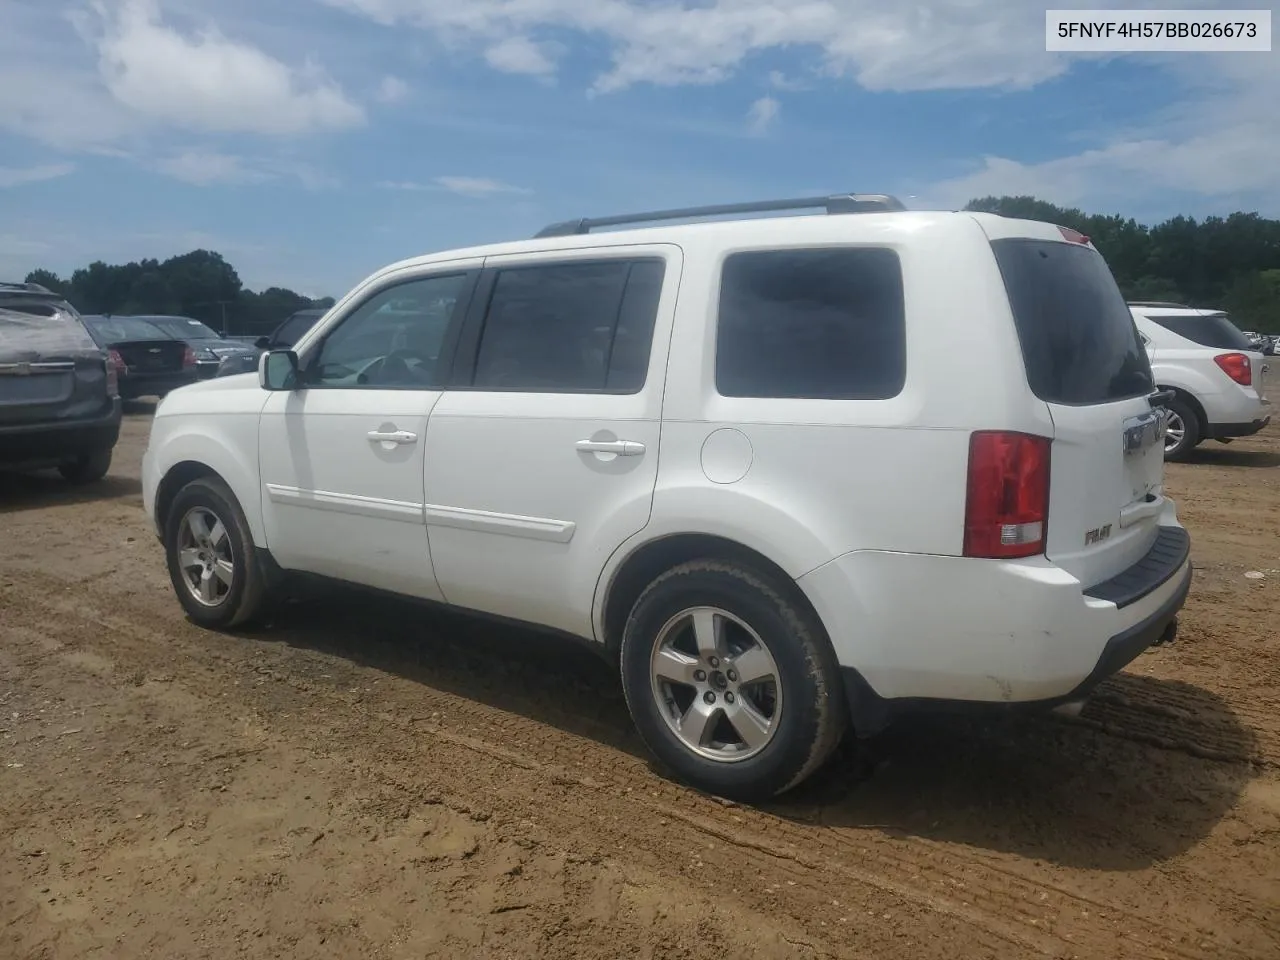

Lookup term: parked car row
[1241,329,1278,355]
[0,280,316,482]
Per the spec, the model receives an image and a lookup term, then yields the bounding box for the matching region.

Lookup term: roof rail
[534,193,908,239]
[1127,300,1190,309]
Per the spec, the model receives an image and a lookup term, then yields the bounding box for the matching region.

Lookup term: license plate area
[1122,410,1165,504]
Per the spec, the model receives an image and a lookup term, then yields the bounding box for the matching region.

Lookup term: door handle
[367,429,418,445]
[576,439,645,457]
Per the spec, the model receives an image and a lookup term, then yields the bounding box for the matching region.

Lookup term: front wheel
[620,560,847,801]
[163,476,269,629]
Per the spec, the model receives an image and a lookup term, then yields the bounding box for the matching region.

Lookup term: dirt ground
[2,379,1278,960]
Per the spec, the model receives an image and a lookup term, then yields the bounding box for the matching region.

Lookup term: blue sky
[1,0,1276,298]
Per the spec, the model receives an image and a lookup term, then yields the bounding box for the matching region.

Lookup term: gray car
[0,282,122,483]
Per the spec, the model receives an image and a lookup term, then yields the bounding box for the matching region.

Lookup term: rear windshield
[83,316,169,343]
[141,316,221,340]
[1147,312,1254,351]
[991,239,1154,405]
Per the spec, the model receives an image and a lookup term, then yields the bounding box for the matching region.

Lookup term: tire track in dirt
[2,568,1270,960]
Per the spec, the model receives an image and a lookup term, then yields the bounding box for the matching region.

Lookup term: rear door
[986,224,1166,588]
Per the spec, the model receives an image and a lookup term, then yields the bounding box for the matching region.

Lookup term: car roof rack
[0,281,53,294]
[534,193,908,238]
[1127,300,1191,309]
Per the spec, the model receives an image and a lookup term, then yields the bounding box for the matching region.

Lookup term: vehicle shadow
[0,471,142,514]
[257,589,1257,873]
[770,671,1259,872]
[1187,446,1280,468]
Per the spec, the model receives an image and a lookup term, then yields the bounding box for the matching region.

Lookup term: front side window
[715,247,907,400]
[306,273,470,389]
[471,258,666,393]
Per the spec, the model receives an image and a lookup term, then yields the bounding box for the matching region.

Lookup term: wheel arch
[597,532,832,662]
[1159,384,1209,434]
[150,424,264,546]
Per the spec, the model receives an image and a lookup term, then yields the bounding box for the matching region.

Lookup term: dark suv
[0,282,122,483]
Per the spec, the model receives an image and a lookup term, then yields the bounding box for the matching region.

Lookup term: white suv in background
[142,195,1192,800]
[1129,303,1272,461]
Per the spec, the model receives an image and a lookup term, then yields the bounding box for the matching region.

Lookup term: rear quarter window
[991,239,1154,406]
[1147,313,1254,351]
[715,247,906,400]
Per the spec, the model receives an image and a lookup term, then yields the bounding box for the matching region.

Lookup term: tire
[58,448,113,484]
[1162,396,1201,462]
[619,560,847,802]
[163,476,269,629]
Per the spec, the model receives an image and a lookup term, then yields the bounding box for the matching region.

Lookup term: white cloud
[483,35,557,76]
[746,96,779,136]
[92,0,364,136]
[436,176,530,197]
[154,151,270,186]
[0,163,77,188]
[152,149,340,190]
[379,176,530,197]
[376,75,410,103]
[321,0,1089,93]
[924,53,1280,215]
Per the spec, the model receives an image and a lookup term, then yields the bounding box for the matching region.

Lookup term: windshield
[139,316,221,340]
[991,238,1155,405]
[1147,312,1255,351]
[83,316,170,344]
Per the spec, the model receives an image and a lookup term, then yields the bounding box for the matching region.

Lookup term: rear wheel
[1162,396,1201,462]
[163,477,269,629]
[58,449,113,484]
[620,560,847,801]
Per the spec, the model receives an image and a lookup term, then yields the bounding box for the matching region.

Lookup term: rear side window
[991,239,1154,405]
[472,258,665,393]
[715,247,906,399]
[1147,313,1254,351]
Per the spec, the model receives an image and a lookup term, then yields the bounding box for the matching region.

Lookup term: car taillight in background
[1214,352,1252,386]
[963,431,1051,560]
[107,348,126,373]
[104,358,119,397]
[182,345,197,369]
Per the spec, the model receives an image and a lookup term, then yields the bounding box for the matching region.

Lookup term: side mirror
[259,349,300,391]
[254,336,271,350]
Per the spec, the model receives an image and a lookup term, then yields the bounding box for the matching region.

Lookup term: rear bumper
[1206,415,1270,440]
[119,372,197,399]
[799,515,1192,735]
[0,399,122,469]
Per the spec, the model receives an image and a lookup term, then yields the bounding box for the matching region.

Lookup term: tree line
[24,250,334,337]
[22,196,1280,334]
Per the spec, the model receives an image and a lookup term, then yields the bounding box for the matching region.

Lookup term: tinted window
[715,248,906,400]
[991,239,1154,405]
[472,258,665,393]
[274,311,323,347]
[143,317,221,340]
[84,317,170,343]
[308,273,470,389]
[1148,313,1254,351]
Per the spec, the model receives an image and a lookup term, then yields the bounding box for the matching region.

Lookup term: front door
[424,246,681,639]
[258,264,481,599]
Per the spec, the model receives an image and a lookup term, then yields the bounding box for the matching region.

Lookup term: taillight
[1214,352,1252,386]
[182,345,197,368]
[104,358,119,397]
[963,431,1051,559]
[107,348,126,373]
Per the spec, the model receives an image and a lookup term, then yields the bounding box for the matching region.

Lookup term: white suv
[1128,303,1271,460]
[142,195,1192,800]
